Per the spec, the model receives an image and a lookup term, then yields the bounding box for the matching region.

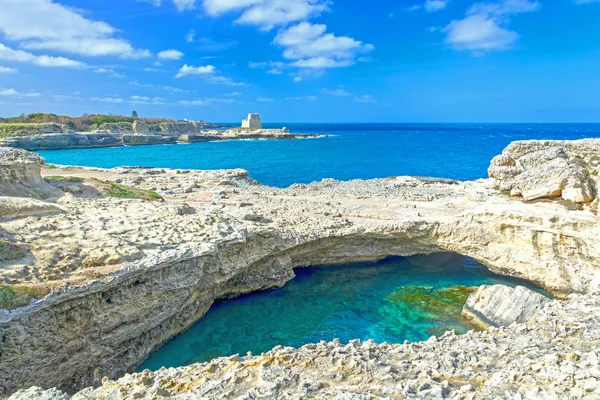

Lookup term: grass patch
[0,285,49,310]
[0,123,63,137]
[0,241,24,263]
[98,180,163,201]
[45,176,84,183]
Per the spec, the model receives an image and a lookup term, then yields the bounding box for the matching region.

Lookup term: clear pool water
[138,253,541,371]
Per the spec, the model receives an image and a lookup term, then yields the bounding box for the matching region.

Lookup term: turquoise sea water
[38,123,600,187]
[139,254,541,371]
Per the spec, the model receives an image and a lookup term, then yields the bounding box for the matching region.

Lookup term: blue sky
[0,0,598,123]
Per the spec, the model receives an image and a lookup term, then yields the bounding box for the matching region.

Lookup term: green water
[139,253,539,371]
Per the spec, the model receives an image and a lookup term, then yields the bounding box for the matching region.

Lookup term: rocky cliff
[489,138,600,206]
[0,142,599,397]
[0,148,62,199]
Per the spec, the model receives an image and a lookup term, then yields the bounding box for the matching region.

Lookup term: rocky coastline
[0,121,322,151]
[1,139,600,399]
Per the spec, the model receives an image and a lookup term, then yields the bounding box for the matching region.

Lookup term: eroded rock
[462,284,551,327]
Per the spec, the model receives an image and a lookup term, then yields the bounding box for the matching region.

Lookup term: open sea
[38,123,600,187]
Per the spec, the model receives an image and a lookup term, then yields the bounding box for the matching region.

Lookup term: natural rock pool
[139,253,539,371]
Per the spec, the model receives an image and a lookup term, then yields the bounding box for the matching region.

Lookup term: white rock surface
[462,284,551,327]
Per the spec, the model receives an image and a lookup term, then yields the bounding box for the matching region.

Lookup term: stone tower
[242,113,262,129]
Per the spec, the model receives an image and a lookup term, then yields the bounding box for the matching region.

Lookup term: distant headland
[0,112,320,151]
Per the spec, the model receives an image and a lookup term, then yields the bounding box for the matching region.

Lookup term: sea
[38,123,600,188]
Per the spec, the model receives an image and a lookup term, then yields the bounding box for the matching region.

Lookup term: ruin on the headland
[241,113,262,129]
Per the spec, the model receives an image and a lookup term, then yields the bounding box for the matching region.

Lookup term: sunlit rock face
[0,147,62,199]
[489,139,600,204]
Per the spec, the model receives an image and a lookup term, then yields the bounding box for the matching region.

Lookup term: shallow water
[138,253,540,371]
[38,123,600,187]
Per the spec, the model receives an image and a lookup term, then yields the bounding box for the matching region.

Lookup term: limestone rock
[132,120,149,133]
[8,387,69,400]
[489,140,599,204]
[462,285,551,327]
[0,148,62,200]
[0,197,64,220]
[510,158,595,202]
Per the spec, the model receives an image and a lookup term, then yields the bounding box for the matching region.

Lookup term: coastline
[1,138,600,398]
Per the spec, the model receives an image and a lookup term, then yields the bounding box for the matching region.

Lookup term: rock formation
[9,293,600,399]
[462,285,551,328]
[0,148,62,199]
[489,139,599,205]
[0,141,599,397]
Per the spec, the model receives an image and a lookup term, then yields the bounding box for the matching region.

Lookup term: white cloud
[225,91,242,96]
[0,89,18,96]
[0,88,40,97]
[175,64,249,86]
[137,0,162,6]
[186,29,196,43]
[354,94,376,103]
[257,97,274,102]
[202,0,328,30]
[205,75,250,86]
[286,95,318,101]
[293,76,302,82]
[158,49,184,60]
[0,43,85,68]
[322,88,351,97]
[130,95,166,105]
[173,0,196,11]
[34,55,85,68]
[0,66,16,73]
[175,64,216,78]
[443,0,540,54]
[274,22,374,69]
[0,0,151,58]
[405,5,421,11]
[91,97,124,103]
[425,0,448,12]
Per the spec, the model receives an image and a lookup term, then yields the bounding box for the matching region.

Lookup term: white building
[242,113,262,129]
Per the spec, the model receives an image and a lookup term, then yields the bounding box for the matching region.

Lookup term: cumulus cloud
[322,88,351,97]
[443,0,540,54]
[175,64,249,86]
[175,64,216,78]
[91,97,124,103]
[274,22,374,69]
[286,95,318,101]
[173,0,196,11]
[202,0,328,30]
[0,89,18,96]
[136,0,162,6]
[425,0,448,12]
[0,0,151,59]
[158,49,184,60]
[0,66,16,73]
[0,43,85,68]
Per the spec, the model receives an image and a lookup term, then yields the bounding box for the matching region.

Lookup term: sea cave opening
[138,252,541,372]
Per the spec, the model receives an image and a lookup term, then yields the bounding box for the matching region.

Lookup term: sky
[0,0,598,123]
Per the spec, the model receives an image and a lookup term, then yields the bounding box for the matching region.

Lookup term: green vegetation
[0,241,24,263]
[45,176,84,183]
[0,113,175,135]
[98,180,163,201]
[0,285,49,310]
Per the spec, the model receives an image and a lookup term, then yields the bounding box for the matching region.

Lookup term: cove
[139,253,540,371]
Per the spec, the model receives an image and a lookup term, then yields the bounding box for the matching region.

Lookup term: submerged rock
[462,284,551,328]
